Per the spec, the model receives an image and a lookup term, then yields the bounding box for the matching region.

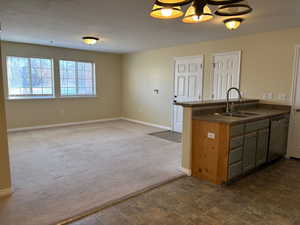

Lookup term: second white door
[173,56,203,133]
[288,46,300,159]
[212,51,241,100]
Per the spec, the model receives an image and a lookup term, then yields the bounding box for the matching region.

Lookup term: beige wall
[0,42,12,190]
[122,27,300,127]
[2,42,122,129]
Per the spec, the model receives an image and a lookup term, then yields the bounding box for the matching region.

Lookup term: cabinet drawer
[230,136,244,149]
[228,161,242,180]
[229,147,243,164]
[245,119,270,133]
[230,124,244,137]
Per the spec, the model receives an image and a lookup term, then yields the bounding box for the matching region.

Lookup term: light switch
[262,93,268,100]
[278,93,288,101]
[208,132,215,139]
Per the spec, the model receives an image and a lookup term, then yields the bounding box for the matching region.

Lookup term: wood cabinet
[192,121,229,184]
[192,114,289,184]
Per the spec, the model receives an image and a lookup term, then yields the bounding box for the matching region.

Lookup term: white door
[173,56,203,133]
[289,46,300,158]
[212,51,241,100]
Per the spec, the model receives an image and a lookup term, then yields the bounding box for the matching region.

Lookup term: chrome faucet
[226,87,242,113]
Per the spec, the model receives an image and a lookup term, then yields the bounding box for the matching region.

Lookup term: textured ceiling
[0,0,300,53]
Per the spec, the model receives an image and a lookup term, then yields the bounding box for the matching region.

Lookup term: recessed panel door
[212,51,241,100]
[289,47,300,159]
[173,56,203,133]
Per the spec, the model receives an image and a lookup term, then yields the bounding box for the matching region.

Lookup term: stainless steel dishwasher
[268,115,290,162]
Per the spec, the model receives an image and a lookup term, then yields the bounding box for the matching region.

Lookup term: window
[59,60,96,96]
[6,56,54,98]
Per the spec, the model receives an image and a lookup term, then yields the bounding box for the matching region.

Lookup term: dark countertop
[175,99,259,108]
[193,107,290,125]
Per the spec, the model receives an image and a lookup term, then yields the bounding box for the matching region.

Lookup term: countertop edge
[175,99,260,108]
[193,110,290,125]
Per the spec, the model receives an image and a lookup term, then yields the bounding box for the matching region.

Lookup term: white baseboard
[179,167,192,176]
[8,117,122,132]
[8,117,171,133]
[0,188,12,197]
[121,117,171,130]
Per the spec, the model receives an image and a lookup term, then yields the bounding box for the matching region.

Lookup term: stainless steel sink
[214,112,259,118]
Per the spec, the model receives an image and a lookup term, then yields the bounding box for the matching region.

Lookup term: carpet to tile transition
[0,120,183,225]
[149,130,182,143]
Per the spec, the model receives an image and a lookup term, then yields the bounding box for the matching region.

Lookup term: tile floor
[70,159,300,225]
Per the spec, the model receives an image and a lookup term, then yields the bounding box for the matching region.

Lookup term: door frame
[287,45,300,157]
[171,55,204,132]
[212,50,242,100]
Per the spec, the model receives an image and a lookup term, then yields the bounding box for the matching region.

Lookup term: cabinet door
[243,132,257,173]
[256,129,269,166]
[280,118,289,157]
[269,120,281,161]
[269,118,289,161]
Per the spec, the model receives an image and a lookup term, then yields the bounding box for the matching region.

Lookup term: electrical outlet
[208,132,215,139]
[267,93,273,100]
[278,93,288,101]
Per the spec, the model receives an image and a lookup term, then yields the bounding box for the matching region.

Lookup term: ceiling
[1,0,300,53]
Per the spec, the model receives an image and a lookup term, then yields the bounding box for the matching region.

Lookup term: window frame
[6,56,55,99]
[58,59,97,97]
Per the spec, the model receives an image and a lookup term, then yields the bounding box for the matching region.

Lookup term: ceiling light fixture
[150,0,252,30]
[215,2,252,16]
[224,18,243,30]
[82,36,99,45]
[156,0,193,7]
[183,3,213,23]
[150,2,183,19]
[206,0,242,5]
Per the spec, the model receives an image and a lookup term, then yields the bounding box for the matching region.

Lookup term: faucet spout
[226,87,242,113]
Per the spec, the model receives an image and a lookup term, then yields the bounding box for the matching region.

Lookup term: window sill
[57,96,98,99]
[6,96,99,101]
[6,96,56,101]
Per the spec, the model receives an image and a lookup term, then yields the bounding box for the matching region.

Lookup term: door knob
[174,95,177,98]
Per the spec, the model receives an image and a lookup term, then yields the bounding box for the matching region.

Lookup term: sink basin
[214,112,259,118]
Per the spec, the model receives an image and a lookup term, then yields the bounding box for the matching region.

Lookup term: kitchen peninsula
[175,99,291,184]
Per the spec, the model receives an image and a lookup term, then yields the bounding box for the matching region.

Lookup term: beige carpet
[0,120,182,225]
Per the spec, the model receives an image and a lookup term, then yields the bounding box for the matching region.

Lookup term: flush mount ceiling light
[224,18,243,30]
[82,36,99,45]
[150,0,252,29]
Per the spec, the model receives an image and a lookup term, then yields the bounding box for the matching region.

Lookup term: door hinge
[213,63,216,68]
[200,64,203,69]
